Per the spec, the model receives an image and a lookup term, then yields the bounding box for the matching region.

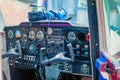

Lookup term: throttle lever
[67,43,75,62]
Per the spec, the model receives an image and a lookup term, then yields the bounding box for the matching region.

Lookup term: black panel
[9,66,42,80]
[4,21,91,80]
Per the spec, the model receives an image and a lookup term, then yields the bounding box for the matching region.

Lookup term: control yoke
[2,40,22,59]
[40,43,74,65]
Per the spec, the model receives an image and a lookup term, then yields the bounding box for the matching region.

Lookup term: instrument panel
[4,21,91,80]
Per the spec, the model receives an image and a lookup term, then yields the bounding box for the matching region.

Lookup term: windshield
[0,0,89,28]
[103,0,120,66]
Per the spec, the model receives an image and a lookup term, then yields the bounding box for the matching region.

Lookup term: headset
[28,5,70,21]
[46,8,67,20]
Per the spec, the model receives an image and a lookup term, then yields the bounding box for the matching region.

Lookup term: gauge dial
[78,32,86,41]
[15,30,21,38]
[48,28,53,35]
[28,31,35,40]
[67,31,76,42]
[8,30,14,39]
[36,31,44,41]
[28,43,36,53]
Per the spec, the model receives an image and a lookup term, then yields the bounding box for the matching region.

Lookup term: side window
[104,0,120,65]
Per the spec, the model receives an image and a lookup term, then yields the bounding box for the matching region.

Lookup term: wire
[35,70,44,80]
[12,56,16,71]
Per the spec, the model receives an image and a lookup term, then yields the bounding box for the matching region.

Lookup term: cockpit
[0,0,95,80]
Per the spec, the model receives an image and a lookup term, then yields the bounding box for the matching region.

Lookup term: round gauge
[48,28,53,35]
[78,32,86,41]
[28,31,35,40]
[36,31,44,41]
[15,30,21,38]
[8,30,14,39]
[28,44,36,54]
[67,31,76,42]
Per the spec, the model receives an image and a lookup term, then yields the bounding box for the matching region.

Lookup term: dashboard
[4,21,91,80]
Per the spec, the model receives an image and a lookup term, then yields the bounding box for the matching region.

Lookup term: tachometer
[36,31,44,41]
[67,31,76,42]
[28,31,35,40]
